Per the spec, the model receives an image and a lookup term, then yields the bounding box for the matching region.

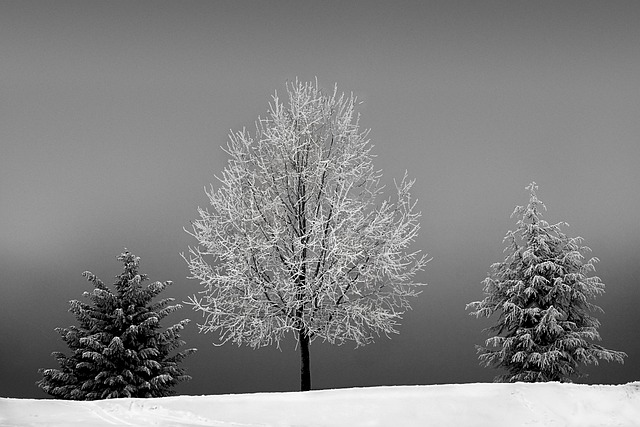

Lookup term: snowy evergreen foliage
[37,251,196,400]
[467,183,626,382]
[184,79,428,391]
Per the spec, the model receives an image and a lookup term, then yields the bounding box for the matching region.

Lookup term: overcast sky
[1,0,639,398]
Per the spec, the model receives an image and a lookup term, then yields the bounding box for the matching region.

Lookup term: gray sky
[1,0,639,397]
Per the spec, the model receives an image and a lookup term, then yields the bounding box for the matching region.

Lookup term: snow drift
[2,382,639,426]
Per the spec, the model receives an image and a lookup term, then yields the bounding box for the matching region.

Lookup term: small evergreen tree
[467,182,626,382]
[38,250,196,399]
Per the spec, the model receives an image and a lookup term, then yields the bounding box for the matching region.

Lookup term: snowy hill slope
[2,382,639,426]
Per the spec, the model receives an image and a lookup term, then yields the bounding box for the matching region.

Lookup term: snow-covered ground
[1,382,639,426]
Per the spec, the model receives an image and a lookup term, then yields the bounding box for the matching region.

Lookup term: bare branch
[185,79,428,350]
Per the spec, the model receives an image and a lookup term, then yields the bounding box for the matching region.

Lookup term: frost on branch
[467,182,626,382]
[183,79,428,358]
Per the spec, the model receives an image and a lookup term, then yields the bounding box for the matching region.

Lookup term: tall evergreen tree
[38,251,196,399]
[467,183,626,382]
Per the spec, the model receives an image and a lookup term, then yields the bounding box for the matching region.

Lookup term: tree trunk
[299,329,311,391]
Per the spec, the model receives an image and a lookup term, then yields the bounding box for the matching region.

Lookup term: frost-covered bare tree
[184,79,428,391]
